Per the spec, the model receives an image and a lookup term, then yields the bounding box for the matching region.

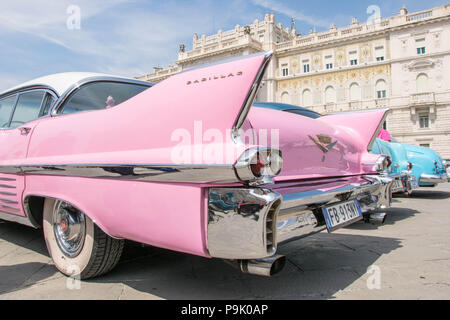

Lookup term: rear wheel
[43,198,124,279]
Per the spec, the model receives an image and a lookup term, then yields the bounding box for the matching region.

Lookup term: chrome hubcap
[53,201,86,258]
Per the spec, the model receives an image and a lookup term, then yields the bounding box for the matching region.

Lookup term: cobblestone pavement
[1,184,449,299]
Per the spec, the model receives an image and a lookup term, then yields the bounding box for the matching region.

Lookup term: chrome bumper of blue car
[419,173,448,184]
[207,175,393,260]
[387,171,419,193]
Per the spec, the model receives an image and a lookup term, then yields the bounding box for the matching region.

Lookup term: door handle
[19,127,32,135]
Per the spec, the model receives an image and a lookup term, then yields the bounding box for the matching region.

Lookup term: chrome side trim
[0,184,16,189]
[1,204,20,211]
[0,198,19,204]
[232,51,273,142]
[0,211,35,228]
[0,191,16,196]
[0,163,239,184]
[0,177,16,181]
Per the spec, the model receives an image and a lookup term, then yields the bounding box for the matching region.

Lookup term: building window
[302,89,312,106]
[417,47,426,55]
[416,73,429,93]
[375,46,385,61]
[376,79,387,99]
[325,86,336,104]
[349,83,361,101]
[281,64,289,77]
[419,143,430,148]
[326,63,333,70]
[303,64,310,73]
[350,59,358,66]
[416,38,426,55]
[419,114,429,129]
[281,92,290,104]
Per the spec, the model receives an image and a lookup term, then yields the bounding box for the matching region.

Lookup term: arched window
[302,89,312,106]
[325,86,336,104]
[281,92,290,104]
[416,73,429,93]
[349,83,361,101]
[376,79,387,99]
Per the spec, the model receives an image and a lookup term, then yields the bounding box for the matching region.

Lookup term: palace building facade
[136,5,450,159]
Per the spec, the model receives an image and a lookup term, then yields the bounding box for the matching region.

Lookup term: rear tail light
[407,162,413,170]
[234,147,283,185]
[434,161,438,171]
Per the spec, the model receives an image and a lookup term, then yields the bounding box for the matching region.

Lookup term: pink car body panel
[0,52,392,261]
[247,107,387,181]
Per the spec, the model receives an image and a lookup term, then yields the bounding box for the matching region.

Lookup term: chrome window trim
[50,76,154,116]
[0,87,58,131]
[232,51,273,142]
[0,84,58,101]
[367,109,389,152]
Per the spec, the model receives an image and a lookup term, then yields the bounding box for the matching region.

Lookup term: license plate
[392,179,404,192]
[322,200,363,232]
[411,175,419,189]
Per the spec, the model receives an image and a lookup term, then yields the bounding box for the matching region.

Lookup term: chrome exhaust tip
[236,255,286,277]
[368,212,387,225]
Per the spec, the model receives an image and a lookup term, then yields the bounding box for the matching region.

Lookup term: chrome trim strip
[0,177,16,181]
[1,204,19,211]
[0,198,18,204]
[50,77,153,116]
[0,163,238,184]
[0,210,35,228]
[0,191,16,196]
[232,51,273,140]
[367,109,389,152]
[0,184,16,189]
[0,85,58,102]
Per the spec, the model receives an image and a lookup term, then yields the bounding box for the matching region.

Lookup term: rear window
[59,81,149,115]
[283,108,321,119]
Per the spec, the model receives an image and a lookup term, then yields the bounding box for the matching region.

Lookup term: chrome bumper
[388,171,418,194]
[207,175,393,260]
[419,173,448,184]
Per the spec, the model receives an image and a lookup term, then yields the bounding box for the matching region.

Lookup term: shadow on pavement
[347,207,420,231]
[91,233,402,300]
[410,189,450,200]
[0,220,402,299]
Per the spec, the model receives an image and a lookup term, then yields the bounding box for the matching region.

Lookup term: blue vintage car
[372,138,448,190]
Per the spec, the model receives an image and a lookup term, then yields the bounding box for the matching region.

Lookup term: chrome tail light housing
[375,155,391,173]
[234,147,283,185]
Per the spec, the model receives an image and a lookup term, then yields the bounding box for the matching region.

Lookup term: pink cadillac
[0,52,393,278]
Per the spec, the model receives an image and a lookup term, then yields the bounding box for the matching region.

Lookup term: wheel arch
[23,194,121,239]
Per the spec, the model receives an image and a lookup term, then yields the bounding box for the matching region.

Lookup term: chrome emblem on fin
[308,134,338,162]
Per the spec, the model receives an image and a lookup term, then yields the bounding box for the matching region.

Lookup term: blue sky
[0,0,448,91]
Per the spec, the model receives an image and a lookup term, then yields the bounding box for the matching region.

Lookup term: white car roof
[1,72,151,97]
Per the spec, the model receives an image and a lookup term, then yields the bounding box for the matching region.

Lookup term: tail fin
[320,109,389,151]
[132,52,272,136]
